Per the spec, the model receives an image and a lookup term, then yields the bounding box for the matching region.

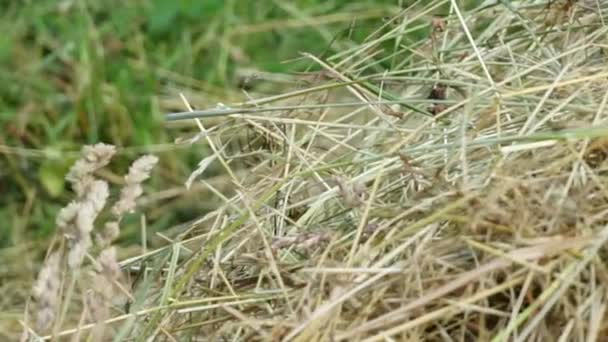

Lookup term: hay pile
[26,0,608,340]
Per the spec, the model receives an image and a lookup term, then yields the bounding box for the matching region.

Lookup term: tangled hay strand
[21,1,608,341]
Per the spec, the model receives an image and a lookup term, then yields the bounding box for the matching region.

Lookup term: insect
[427,83,448,115]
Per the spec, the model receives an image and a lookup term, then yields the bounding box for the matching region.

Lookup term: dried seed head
[65,143,116,196]
[56,201,80,233]
[125,155,159,184]
[112,155,158,218]
[67,233,91,269]
[97,221,120,247]
[97,247,122,281]
[88,247,124,341]
[31,252,62,332]
[65,180,110,268]
[86,180,110,213]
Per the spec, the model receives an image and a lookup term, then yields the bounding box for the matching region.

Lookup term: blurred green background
[0,0,404,249]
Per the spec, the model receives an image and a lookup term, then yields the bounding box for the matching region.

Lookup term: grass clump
[11,0,608,340]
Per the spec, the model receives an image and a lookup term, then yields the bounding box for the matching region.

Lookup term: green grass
[0,0,399,249]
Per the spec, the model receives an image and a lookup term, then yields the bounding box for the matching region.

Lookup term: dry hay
[21,0,608,341]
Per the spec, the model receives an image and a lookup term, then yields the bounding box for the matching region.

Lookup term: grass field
[4,0,608,341]
[0,0,397,244]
